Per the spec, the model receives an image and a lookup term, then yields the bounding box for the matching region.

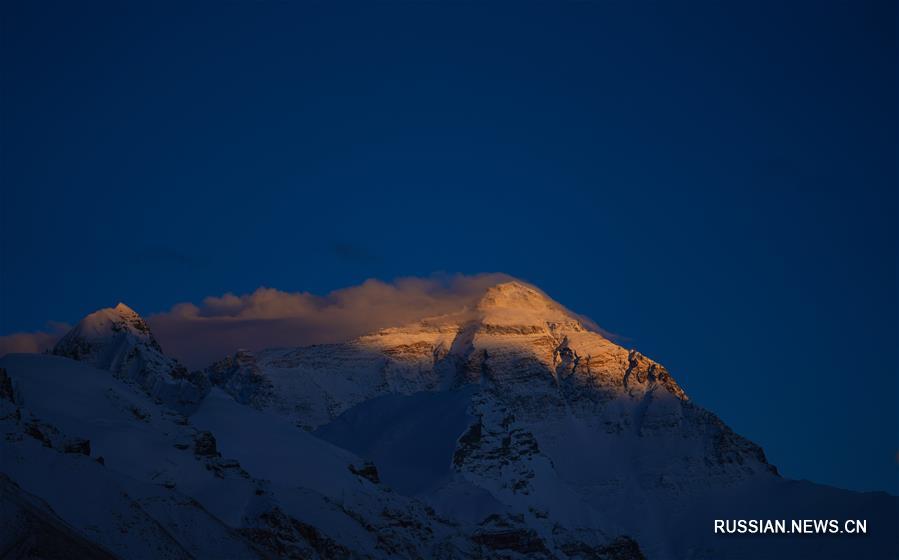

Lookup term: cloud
[0,322,70,357]
[148,273,515,368]
[0,273,617,371]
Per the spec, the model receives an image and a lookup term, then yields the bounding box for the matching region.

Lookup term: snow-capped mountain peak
[112,301,140,320]
[476,281,561,313]
[53,304,208,412]
[4,283,896,559]
[215,281,689,433]
[54,303,161,363]
[82,303,155,344]
[473,281,583,329]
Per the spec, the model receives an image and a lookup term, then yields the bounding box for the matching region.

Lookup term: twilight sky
[1,1,896,494]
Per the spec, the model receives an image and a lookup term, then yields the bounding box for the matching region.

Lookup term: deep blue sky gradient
[1,1,896,493]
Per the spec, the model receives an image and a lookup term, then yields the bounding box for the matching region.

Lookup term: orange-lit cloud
[0,322,71,357]
[150,273,515,367]
[0,273,615,370]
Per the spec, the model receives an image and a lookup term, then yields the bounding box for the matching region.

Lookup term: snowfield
[1,282,896,559]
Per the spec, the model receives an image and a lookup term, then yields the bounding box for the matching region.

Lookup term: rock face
[3,282,897,559]
[193,430,219,457]
[52,303,209,412]
[206,281,897,558]
[216,283,696,428]
[222,282,773,490]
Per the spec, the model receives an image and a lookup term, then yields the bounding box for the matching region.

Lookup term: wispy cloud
[0,321,70,356]
[0,273,617,371]
[148,273,514,368]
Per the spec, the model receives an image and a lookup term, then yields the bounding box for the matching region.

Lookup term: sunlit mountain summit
[1,281,896,559]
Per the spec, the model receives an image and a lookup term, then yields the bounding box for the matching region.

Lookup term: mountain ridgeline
[1,282,896,559]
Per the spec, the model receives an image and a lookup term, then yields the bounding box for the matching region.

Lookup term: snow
[62,303,152,343]
[191,387,364,498]
[315,386,476,495]
[475,281,580,327]
[0,354,264,558]
[51,303,208,413]
[3,284,898,559]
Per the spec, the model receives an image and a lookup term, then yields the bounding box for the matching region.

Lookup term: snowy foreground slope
[2,282,897,559]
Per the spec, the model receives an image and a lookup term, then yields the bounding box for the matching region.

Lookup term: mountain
[0,353,488,559]
[2,282,896,559]
[52,303,209,413]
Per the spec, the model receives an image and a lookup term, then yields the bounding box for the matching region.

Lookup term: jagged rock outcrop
[211,281,785,557]
[205,349,273,409]
[193,430,219,457]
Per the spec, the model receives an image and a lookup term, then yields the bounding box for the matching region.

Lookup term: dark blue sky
[1,1,896,494]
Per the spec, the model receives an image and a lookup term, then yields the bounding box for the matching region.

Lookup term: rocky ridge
[2,281,896,559]
[52,303,209,413]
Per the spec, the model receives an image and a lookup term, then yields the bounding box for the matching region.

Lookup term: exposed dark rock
[169,364,191,380]
[24,422,52,448]
[206,458,249,479]
[381,341,434,360]
[240,508,352,560]
[558,535,646,560]
[0,367,15,403]
[623,350,686,400]
[288,515,351,559]
[63,438,91,456]
[193,431,219,457]
[380,508,432,534]
[205,350,273,410]
[597,536,645,560]
[470,514,552,557]
[452,419,482,467]
[472,527,550,556]
[128,406,150,422]
[481,324,546,335]
[52,337,93,362]
[348,461,380,484]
